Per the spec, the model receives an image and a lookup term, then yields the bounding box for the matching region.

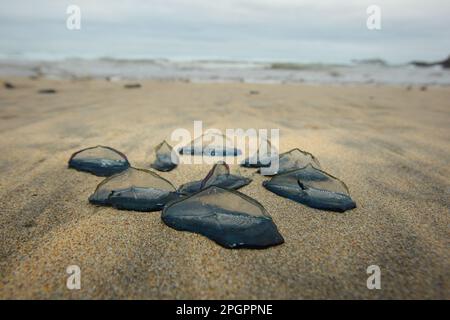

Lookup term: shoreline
[1,58,450,85]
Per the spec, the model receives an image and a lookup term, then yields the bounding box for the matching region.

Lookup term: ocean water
[1,0,450,85]
[0,57,449,85]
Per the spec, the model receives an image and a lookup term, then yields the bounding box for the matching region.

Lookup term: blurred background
[1,0,449,83]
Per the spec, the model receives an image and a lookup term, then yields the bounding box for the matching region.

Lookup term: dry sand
[0,77,449,299]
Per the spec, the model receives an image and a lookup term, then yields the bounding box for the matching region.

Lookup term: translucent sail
[150,140,178,172]
[262,148,321,175]
[241,137,277,168]
[263,164,356,212]
[68,145,130,176]
[178,131,241,156]
[89,167,179,211]
[178,161,251,195]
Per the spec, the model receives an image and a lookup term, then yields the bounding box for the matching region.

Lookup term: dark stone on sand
[89,167,179,212]
[124,83,142,89]
[162,186,284,249]
[4,82,15,89]
[178,161,251,195]
[150,141,178,172]
[38,89,57,94]
[68,145,130,176]
[263,164,356,212]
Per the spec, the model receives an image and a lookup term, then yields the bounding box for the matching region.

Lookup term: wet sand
[0,77,449,299]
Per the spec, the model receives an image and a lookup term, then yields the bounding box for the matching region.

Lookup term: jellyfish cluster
[67,135,356,249]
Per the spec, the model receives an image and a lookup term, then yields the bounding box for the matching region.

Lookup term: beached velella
[89,167,179,211]
[261,148,321,175]
[178,131,241,156]
[150,141,178,172]
[162,186,284,249]
[38,89,57,94]
[241,138,277,168]
[68,146,130,176]
[178,161,251,195]
[263,164,356,212]
[124,83,141,89]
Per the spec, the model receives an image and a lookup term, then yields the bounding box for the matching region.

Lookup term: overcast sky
[0,0,449,63]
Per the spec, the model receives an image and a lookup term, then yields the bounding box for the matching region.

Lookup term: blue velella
[178,131,241,156]
[178,161,251,195]
[263,164,356,212]
[68,145,130,177]
[89,167,179,212]
[260,148,321,176]
[150,140,178,172]
[241,137,277,168]
[162,186,284,249]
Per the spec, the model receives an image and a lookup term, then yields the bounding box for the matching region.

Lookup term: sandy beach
[0,77,449,299]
